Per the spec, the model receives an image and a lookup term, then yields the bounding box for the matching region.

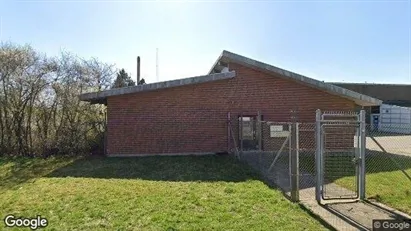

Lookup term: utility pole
[156,48,159,82]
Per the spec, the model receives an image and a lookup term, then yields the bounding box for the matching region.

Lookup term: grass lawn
[335,153,411,215]
[0,155,327,231]
[299,152,411,214]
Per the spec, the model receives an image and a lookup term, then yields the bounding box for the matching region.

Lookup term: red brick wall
[106,63,356,155]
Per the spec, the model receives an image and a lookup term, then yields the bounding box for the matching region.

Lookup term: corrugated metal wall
[379,104,411,134]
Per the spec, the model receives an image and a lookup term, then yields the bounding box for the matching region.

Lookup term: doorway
[239,116,258,151]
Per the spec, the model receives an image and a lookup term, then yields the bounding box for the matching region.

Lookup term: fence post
[104,109,108,156]
[227,112,231,154]
[240,113,243,158]
[359,109,366,200]
[315,109,322,203]
[290,122,300,202]
[257,111,262,151]
[290,110,299,202]
[288,123,292,176]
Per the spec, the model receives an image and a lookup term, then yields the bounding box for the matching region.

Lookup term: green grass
[335,153,411,214]
[299,152,411,214]
[0,155,326,231]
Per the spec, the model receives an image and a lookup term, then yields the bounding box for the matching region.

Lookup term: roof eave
[79,71,236,103]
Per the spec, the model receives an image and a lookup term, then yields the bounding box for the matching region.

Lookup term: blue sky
[0,0,410,84]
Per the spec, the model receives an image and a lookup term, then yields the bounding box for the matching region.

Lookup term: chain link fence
[297,123,316,200]
[363,124,411,213]
[233,116,411,215]
[240,121,292,197]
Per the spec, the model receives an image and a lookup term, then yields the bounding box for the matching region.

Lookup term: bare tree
[0,42,115,157]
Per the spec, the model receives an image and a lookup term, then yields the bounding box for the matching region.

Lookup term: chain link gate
[315,109,366,203]
[231,109,367,204]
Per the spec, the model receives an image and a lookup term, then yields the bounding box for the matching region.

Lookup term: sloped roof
[80,50,382,106]
[79,71,236,104]
[209,50,382,106]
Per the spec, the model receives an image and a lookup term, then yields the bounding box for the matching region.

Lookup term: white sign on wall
[270,125,290,137]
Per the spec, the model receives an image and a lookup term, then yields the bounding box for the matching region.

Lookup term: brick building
[80,51,381,156]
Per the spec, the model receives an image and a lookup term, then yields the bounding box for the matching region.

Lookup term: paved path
[298,176,409,230]
[367,136,411,157]
[299,187,401,231]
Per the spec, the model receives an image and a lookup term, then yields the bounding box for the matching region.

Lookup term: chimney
[137,56,141,85]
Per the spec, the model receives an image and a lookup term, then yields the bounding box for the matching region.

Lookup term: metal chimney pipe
[137,56,141,85]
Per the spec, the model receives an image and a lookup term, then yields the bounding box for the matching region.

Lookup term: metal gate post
[359,110,366,200]
[290,122,300,202]
[315,109,322,203]
[227,112,231,154]
[103,109,108,156]
[240,113,243,159]
[257,111,262,151]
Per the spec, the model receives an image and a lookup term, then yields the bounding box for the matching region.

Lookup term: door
[320,124,360,200]
[315,109,366,203]
[239,116,258,151]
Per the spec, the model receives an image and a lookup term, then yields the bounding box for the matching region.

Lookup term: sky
[0,0,410,84]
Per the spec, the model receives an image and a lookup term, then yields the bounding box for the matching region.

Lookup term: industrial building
[78,51,411,156]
